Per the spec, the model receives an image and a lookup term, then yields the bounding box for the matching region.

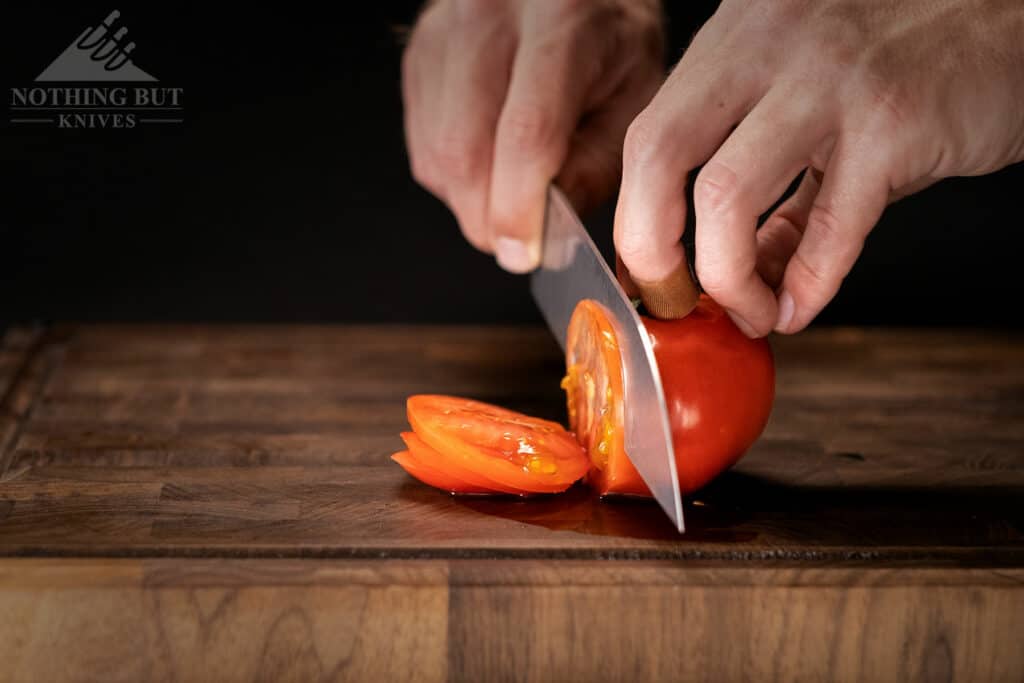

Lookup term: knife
[530,186,685,532]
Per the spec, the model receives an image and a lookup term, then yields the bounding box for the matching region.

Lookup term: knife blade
[530,186,684,532]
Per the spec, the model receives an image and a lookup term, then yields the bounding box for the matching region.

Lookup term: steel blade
[529,186,684,532]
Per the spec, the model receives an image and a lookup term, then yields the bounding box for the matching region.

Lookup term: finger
[432,7,515,252]
[401,12,447,200]
[755,168,822,290]
[614,57,765,303]
[693,86,834,337]
[774,142,890,334]
[488,10,607,273]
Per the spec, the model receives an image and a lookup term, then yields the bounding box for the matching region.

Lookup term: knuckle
[615,228,651,267]
[811,33,861,77]
[408,153,430,186]
[806,199,844,246]
[848,41,914,128]
[622,112,664,171]
[860,77,911,128]
[410,159,442,198]
[429,134,482,183]
[695,261,741,300]
[695,249,756,303]
[789,249,831,290]
[457,222,490,253]
[446,196,491,253]
[810,6,870,69]
[500,104,558,154]
[463,233,490,253]
[694,161,741,213]
[406,142,437,190]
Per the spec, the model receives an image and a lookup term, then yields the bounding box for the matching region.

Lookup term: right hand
[401,0,665,272]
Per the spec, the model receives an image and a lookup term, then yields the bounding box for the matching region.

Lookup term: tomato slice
[391,450,493,494]
[564,300,648,496]
[406,395,589,493]
[401,431,522,495]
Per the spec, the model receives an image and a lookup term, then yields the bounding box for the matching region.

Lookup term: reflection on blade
[529,187,684,532]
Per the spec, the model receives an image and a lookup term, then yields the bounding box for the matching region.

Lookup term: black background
[2,2,1022,332]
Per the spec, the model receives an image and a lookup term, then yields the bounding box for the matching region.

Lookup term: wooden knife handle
[617,255,700,320]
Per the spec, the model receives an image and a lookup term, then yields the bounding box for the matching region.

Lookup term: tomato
[403,395,590,494]
[391,449,492,494]
[564,295,775,496]
[401,431,522,494]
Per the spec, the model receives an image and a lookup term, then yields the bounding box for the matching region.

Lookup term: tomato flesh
[401,395,589,494]
[391,450,493,494]
[564,295,775,496]
[401,431,522,494]
[563,300,636,495]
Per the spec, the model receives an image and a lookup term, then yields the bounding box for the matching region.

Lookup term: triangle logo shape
[36,10,157,82]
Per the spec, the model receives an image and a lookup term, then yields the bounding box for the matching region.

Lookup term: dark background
[2,2,1021,332]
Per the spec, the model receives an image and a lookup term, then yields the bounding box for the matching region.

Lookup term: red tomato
[404,395,589,494]
[391,449,492,494]
[401,431,522,494]
[564,295,775,496]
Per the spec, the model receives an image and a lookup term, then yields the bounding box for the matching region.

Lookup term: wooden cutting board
[1,324,1022,682]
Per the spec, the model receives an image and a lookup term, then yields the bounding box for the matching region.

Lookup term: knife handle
[617,256,700,320]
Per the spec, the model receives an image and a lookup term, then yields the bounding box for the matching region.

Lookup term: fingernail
[775,290,795,333]
[494,237,538,274]
[726,309,759,338]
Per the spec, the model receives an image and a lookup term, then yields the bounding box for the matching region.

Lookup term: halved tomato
[391,449,492,494]
[406,395,589,494]
[564,295,775,496]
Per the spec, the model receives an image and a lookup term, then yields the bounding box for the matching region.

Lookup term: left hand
[614,0,1024,337]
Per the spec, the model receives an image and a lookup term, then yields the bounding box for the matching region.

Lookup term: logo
[9,10,184,129]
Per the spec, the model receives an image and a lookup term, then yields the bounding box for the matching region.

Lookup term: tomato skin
[403,395,590,494]
[565,295,775,496]
[401,431,523,494]
[645,296,775,493]
[391,450,494,494]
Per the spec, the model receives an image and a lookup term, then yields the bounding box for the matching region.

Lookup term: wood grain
[0,559,1021,682]
[448,562,1024,683]
[0,324,1022,681]
[0,559,448,683]
[0,327,60,480]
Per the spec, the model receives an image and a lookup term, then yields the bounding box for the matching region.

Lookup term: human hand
[614,0,1024,336]
[401,0,665,272]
